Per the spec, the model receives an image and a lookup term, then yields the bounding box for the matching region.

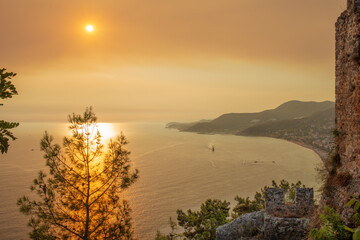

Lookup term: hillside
[168,100,334,134]
[167,100,335,158]
[166,119,211,131]
[239,108,335,152]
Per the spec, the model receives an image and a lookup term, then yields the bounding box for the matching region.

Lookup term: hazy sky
[0,0,344,122]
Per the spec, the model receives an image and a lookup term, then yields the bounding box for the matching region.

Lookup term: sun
[86,25,94,32]
[97,123,116,141]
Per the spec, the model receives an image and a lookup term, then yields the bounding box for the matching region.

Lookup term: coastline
[277,139,328,164]
[167,126,329,163]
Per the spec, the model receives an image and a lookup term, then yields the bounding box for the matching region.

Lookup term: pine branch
[89,170,122,206]
[89,204,118,237]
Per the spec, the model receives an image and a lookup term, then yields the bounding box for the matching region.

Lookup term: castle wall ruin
[216,188,313,240]
[322,0,360,223]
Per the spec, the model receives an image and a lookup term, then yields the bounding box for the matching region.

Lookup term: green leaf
[354,228,360,240]
[345,226,354,233]
[346,199,356,207]
[354,201,360,212]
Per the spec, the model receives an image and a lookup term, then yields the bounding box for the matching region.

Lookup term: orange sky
[0,0,344,122]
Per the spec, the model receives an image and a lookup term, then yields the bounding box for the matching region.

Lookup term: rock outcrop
[319,0,360,224]
[216,211,264,240]
[216,188,313,240]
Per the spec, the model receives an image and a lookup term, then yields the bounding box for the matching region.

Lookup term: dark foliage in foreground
[0,68,19,154]
[311,197,360,240]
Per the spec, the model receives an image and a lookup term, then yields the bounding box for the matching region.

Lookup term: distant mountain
[166,119,211,131]
[170,100,334,134]
[239,107,335,152]
[167,100,335,158]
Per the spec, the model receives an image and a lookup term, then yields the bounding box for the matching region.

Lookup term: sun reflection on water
[97,123,116,141]
[66,122,117,143]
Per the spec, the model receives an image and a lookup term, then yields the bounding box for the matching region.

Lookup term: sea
[0,122,322,239]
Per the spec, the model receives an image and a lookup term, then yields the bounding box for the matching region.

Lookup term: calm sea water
[0,122,322,239]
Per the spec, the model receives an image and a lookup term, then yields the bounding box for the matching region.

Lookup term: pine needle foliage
[17,108,139,239]
[176,199,230,240]
[0,68,19,154]
[310,206,350,240]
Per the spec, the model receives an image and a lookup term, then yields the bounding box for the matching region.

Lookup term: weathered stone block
[265,188,284,215]
[265,188,313,218]
[296,188,314,216]
[216,211,264,240]
[216,188,314,239]
[263,215,310,240]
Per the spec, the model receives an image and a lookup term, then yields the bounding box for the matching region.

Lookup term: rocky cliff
[319,0,360,224]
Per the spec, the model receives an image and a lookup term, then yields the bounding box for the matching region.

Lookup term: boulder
[216,211,264,240]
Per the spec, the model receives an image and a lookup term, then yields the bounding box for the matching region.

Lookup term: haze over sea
[0,122,322,240]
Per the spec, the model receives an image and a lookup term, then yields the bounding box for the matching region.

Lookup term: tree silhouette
[18,108,139,239]
[0,68,19,154]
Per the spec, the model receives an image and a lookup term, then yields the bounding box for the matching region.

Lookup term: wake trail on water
[206,139,218,168]
[132,142,188,159]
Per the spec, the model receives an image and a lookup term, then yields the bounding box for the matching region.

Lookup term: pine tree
[17,108,139,239]
[0,68,19,154]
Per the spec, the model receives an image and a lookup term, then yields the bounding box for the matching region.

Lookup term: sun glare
[67,123,116,143]
[86,25,94,32]
[97,123,116,140]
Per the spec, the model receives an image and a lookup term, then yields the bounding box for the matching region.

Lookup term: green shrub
[344,198,360,240]
[310,206,350,240]
[176,199,230,240]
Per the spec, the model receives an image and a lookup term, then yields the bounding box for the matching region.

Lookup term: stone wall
[265,188,314,218]
[216,188,313,240]
[321,0,360,223]
[264,216,310,240]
